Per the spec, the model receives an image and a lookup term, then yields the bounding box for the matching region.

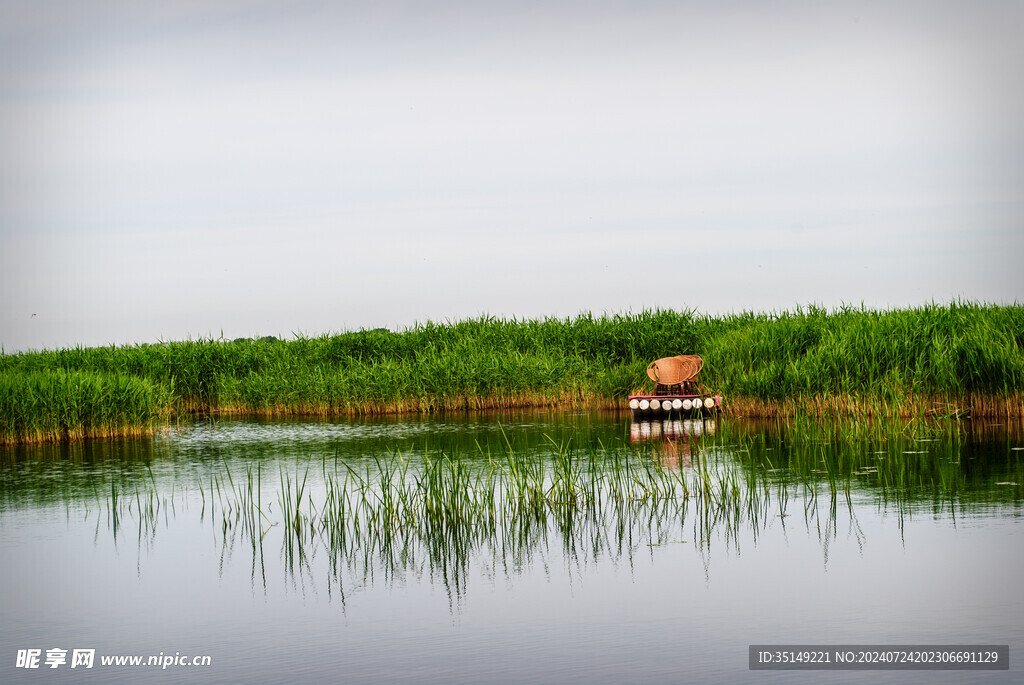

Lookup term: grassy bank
[1,303,1022,443]
[0,369,172,444]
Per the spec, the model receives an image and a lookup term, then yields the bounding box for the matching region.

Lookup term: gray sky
[2,1,1022,352]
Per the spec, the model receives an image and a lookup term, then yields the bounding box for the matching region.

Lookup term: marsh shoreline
[2,303,1021,444]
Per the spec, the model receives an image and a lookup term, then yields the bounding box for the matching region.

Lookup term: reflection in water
[630,418,716,443]
[630,418,718,469]
[1,416,1022,604]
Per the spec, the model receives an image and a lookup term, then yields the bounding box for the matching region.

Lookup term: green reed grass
[0,368,172,444]
[2,302,1022,442]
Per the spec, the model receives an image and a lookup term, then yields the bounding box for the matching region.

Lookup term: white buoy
[671,398,683,411]
[704,396,715,409]
[650,399,661,411]
[629,398,640,411]
[693,398,704,410]
[639,399,650,411]
[682,398,693,411]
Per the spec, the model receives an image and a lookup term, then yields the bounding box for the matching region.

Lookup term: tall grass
[0,369,171,444]
[1,303,1022,442]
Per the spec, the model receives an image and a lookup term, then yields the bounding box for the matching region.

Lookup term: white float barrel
[629,398,640,411]
[693,398,704,410]
[671,399,683,411]
[704,396,715,409]
[639,399,650,411]
[650,399,661,412]
[682,398,693,411]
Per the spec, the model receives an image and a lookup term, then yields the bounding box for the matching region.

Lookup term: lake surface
[1,411,1022,684]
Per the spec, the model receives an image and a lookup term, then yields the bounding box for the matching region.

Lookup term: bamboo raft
[628,393,722,419]
[628,355,723,420]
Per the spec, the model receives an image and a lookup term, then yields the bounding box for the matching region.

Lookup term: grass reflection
[1,417,1022,600]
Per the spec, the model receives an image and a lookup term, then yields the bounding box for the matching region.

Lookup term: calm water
[1,411,1022,684]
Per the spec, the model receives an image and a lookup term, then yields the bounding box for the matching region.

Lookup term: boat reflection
[630,419,717,469]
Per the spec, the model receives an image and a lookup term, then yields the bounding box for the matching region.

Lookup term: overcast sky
[1,0,1021,352]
